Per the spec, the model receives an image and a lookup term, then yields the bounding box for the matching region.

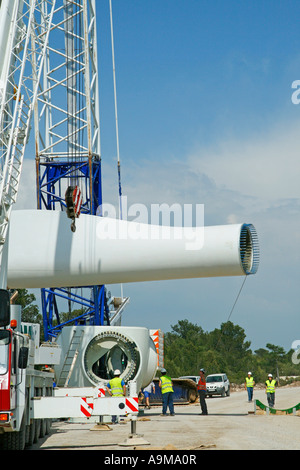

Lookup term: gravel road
[29,385,300,451]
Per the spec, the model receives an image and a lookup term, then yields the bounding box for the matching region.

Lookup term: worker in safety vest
[159,368,175,416]
[265,373,277,408]
[197,368,208,415]
[245,371,255,402]
[106,369,126,423]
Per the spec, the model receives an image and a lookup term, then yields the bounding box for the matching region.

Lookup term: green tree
[170,319,205,341]
[164,320,207,376]
[265,343,286,372]
[206,321,252,382]
[12,289,42,324]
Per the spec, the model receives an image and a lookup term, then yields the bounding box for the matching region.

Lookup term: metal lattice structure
[35,0,101,213]
[0,0,127,338]
[33,0,117,340]
[0,0,56,286]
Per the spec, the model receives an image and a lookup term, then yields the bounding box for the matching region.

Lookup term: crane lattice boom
[0,0,55,284]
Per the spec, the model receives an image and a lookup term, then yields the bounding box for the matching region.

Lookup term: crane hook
[65,186,82,232]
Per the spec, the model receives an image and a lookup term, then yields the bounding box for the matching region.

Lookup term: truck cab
[0,289,54,450]
[0,327,28,417]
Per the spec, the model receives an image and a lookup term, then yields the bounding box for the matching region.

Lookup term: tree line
[163,319,300,384]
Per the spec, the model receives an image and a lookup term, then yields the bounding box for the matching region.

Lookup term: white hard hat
[248,372,252,375]
[268,373,273,377]
[114,369,121,375]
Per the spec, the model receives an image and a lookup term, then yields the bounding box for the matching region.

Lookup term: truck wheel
[188,389,197,403]
[0,420,26,450]
[18,420,27,450]
[45,419,52,435]
[26,420,36,447]
[0,433,5,449]
[33,419,41,443]
[40,419,47,438]
[0,433,12,450]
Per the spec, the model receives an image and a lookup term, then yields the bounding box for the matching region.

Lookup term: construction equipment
[0,292,154,450]
[0,290,59,449]
[65,186,82,233]
[32,0,109,338]
[0,0,260,450]
[55,325,158,390]
[0,0,55,288]
[0,0,155,450]
[148,378,198,405]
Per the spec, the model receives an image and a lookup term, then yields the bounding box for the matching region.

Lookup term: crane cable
[226,275,247,323]
[109,0,124,298]
[211,275,248,356]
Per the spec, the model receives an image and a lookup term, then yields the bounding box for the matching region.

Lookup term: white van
[206,373,230,397]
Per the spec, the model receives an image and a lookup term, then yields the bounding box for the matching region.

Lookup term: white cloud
[187,120,300,202]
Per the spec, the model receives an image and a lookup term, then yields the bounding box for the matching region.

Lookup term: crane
[33,0,120,340]
[0,0,55,288]
[0,0,127,339]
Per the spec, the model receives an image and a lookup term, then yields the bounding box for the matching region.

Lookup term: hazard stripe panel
[125,397,139,413]
[80,397,94,417]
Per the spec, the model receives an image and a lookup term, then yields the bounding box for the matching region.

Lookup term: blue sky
[18,0,300,354]
[97,0,300,157]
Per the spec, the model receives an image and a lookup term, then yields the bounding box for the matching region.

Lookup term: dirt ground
[28,385,300,451]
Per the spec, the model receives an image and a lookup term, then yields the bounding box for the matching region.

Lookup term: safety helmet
[114,369,121,375]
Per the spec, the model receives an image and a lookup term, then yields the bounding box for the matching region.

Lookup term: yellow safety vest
[109,377,124,397]
[266,379,276,393]
[246,377,254,387]
[160,375,173,394]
